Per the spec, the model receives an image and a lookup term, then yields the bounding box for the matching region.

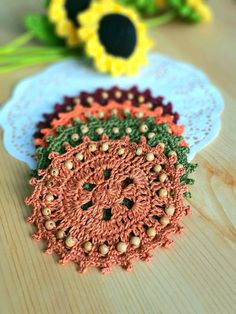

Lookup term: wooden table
[0,1,235,313]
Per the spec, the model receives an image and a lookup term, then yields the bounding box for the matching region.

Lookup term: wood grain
[0,1,235,313]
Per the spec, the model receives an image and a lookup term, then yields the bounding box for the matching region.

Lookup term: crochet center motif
[26,136,191,274]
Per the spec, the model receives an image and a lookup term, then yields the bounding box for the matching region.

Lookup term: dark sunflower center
[65,0,91,26]
[98,14,137,58]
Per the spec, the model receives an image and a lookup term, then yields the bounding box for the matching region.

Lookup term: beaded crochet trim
[34,86,179,139]
[34,116,196,189]
[26,136,191,274]
[35,100,184,147]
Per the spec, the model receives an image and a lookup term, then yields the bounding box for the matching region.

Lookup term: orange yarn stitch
[26,135,191,274]
[35,100,184,147]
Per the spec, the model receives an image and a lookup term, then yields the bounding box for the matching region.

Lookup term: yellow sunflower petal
[48,0,83,46]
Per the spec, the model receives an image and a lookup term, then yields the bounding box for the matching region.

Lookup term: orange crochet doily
[35,100,184,147]
[26,135,191,274]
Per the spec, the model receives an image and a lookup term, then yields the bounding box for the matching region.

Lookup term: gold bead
[136,111,144,118]
[46,180,54,188]
[62,141,69,147]
[176,164,183,170]
[71,133,79,141]
[45,194,54,202]
[125,127,132,134]
[65,236,77,249]
[147,227,156,238]
[136,147,143,156]
[96,127,104,135]
[102,142,109,152]
[168,151,177,157]
[146,102,153,109]
[74,97,80,104]
[97,111,105,119]
[45,220,56,230]
[130,236,141,248]
[87,96,94,104]
[56,230,66,239]
[160,216,170,226]
[139,124,148,133]
[159,143,165,149]
[118,148,125,155]
[138,96,145,103]
[66,105,72,112]
[148,132,155,139]
[50,168,59,176]
[165,205,175,216]
[127,93,134,100]
[123,108,131,115]
[89,144,97,152]
[76,152,84,161]
[159,173,167,183]
[158,188,168,198]
[116,242,128,253]
[64,160,73,170]
[111,108,118,115]
[115,91,122,99]
[154,165,162,173]
[81,125,88,134]
[99,244,109,255]
[41,207,51,216]
[112,127,119,134]
[102,92,108,99]
[146,152,155,161]
[83,241,92,252]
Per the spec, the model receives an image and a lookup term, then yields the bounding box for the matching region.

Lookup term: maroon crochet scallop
[25,136,190,274]
[34,86,179,139]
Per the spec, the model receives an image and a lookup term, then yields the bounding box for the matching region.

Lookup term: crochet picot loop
[34,86,179,139]
[26,136,191,274]
[35,100,184,147]
[33,116,196,189]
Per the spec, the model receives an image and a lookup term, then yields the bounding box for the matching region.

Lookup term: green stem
[0,54,67,74]
[0,32,33,53]
[0,46,68,56]
[0,49,70,63]
[1,51,70,65]
[146,10,176,27]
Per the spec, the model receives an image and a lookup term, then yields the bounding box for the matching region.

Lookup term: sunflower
[78,1,152,76]
[48,0,93,46]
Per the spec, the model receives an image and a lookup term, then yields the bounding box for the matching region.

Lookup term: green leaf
[24,15,65,46]
[44,0,50,8]
[118,0,158,16]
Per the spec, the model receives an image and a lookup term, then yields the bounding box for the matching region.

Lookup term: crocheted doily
[26,136,191,274]
[0,53,224,168]
[34,85,179,140]
[35,99,184,147]
[34,116,196,190]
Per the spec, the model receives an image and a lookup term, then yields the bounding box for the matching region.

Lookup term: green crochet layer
[34,116,197,195]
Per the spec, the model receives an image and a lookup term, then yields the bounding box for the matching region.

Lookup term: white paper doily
[0,53,224,169]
